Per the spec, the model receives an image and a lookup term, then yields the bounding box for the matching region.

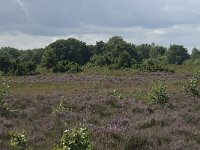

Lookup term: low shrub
[0,75,13,116]
[53,60,82,73]
[52,98,72,114]
[54,126,93,150]
[183,71,200,105]
[9,131,29,150]
[147,81,169,107]
[133,59,174,73]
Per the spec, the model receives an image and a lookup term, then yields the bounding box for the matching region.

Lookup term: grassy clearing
[9,81,94,96]
[168,64,200,74]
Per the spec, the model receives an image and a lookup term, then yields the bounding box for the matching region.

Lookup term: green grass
[9,81,93,96]
[167,64,200,74]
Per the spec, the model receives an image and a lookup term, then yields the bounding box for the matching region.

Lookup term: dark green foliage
[136,44,151,61]
[89,55,111,67]
[0,47,21,61]
[133,59,174,73]
[95,41,106,54]
[116,51,136,68]
[42,38,92,69]
[19,48,44,64]
[0,47,38,75]
[89,36,139,69]
[1,36,199,75]
[166,45,189,64]
[10,61,37,76]
[0,56,11,74]
[52,60,82,73]
[106,36,139,63]
[41,47,57,69]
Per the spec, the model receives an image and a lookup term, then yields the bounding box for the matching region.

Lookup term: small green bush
[133,59,174,73]
[0,75,13,116]
[52,98,72,114]
[53,60,82,73]
[147,81,169,107]
[54,126,93,150]
[9,131,29,150]
[183,71,200,105]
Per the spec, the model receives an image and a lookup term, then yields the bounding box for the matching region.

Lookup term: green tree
[19,48,44,64]
[0,56,11,74]
[89,54,111,67]
[104,36,139,67]
[41,38,92,69]
[136,44,151,61]
[191,48,200,59]
[95,41,106,54]
[116,51,135,68]
[183,71,200,106]
[41,47,57,68]
[0,47,21,61]
[166,45,189,64]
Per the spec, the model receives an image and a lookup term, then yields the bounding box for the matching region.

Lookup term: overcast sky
[1,0,200,52]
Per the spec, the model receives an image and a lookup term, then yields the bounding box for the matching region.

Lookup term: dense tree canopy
[42,38,92,67]
[0,36,199,75]
[166,45,189,65]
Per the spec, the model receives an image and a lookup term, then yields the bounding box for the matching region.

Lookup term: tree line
[0,36,200,75]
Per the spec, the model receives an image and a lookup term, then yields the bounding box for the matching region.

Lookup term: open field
[1,68,200,150]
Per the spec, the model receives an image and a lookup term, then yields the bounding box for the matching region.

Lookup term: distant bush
[89,55,111,67]
[9,131,29,150]
[133,59,174,73]
[0,58,37,76]
[13,61,37,76]
[54,126,93,150]
[147,81,169,107]
[183,59,200,65]
[53,60,82,73]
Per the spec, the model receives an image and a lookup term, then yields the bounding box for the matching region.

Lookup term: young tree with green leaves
[54,126,93,150]
[10,131,29,150]
[0,75,12,116]
[147,81,169,107]
[183,71,200,106]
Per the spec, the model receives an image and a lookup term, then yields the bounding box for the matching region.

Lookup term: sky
[1,0,200,52]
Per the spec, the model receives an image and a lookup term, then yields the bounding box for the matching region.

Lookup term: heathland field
[1,67,200,150]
